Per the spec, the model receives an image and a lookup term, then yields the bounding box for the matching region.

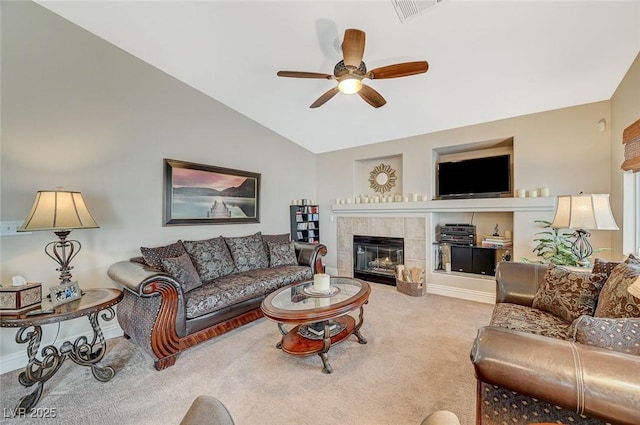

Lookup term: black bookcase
[289,205,319,243]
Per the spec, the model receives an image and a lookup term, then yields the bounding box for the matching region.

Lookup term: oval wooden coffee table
[261,276,370,373]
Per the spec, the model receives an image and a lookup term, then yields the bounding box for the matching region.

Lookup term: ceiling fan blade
[358,84,386,108]
[310,87,340,108]
[342,29,366,68]
[367,61,429,80]
[277,71,334,79]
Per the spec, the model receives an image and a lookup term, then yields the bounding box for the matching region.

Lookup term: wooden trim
[179,308,264,351]
[621,156,640,172]
[623,118,640,144]
[143,281,181,370]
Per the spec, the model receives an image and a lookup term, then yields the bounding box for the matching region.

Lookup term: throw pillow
[592,258,622,281]
[262,233,291,260]
[162,253,203,292]
[140,240,187,271]
[594,260,640,318]
[224,232,269,273]
[568,315,640,356]
[532,264,606,323]
[268,241,298,267]
[183,236,236,282]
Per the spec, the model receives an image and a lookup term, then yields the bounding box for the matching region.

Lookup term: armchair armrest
[494,261,547,306]
[470,326,640,425]
[294,242,327,274]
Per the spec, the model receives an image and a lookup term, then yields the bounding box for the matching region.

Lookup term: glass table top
[269,277,365,312]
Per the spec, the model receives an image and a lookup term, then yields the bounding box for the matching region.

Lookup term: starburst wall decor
[368,163,397,194]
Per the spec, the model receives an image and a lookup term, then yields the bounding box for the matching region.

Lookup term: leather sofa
[108,232,326,370]
[470,260,640,425]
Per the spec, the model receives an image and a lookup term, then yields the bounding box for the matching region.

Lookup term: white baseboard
[427,283,495,304]
[0,323,124,374]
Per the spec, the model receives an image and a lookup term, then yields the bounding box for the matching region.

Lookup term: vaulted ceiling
[36,1,640,153]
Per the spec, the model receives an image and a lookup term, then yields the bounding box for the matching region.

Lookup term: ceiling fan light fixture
[338,77,363,94]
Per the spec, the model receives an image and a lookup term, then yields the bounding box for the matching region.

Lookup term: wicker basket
[396,278,426,297]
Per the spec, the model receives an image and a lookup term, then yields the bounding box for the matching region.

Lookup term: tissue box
[0,282,42,312]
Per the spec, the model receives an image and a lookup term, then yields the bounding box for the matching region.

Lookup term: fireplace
[353,235,404,285]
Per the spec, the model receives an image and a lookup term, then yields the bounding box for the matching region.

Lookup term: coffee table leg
[318,352,333,374]
[353,305,368,344]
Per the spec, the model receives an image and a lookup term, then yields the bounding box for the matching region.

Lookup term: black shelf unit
[449,245,510,276]
[290,205,319,244]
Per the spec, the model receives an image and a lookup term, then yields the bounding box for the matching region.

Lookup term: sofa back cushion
[262,233,291,264]
[140,240,187,271]
[592,258,622,280]
[183,236,236,282]
[594,255,640,319]
[532,264,606,323]
[162,253,203,292]
[224,232,269,273]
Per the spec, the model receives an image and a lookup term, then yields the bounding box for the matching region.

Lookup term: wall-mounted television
[437,154,511,199]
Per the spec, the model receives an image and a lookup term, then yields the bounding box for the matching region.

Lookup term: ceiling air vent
[392,0,445,23]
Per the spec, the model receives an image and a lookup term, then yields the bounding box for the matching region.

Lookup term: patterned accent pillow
[224,232,269,273]
[140,240,187,271]
[592,258,622,281]
[532,264,606,323]
[594,260,640,318]
[268,241,298,267]
[183,237,236,282]
[568,315,640,356]
[162,253,203,292]
[262,233,291,262]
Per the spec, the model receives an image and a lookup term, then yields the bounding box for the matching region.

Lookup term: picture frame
[49,281,82,307]
[163,159,261,226]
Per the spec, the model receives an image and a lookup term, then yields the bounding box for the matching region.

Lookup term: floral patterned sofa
[470,257,640,425]
[107,232,326,370]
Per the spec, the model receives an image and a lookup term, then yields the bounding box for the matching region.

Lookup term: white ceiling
[35,1,640,154]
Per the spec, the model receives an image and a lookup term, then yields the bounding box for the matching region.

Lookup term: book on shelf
[481,241,513,248]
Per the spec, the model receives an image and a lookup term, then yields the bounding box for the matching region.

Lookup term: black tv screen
[437,154,511,199]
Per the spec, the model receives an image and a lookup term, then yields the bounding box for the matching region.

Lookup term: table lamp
[550,193,618,267]
[17,189,99,284]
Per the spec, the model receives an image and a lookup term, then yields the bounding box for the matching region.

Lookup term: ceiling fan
[277,28,429,109]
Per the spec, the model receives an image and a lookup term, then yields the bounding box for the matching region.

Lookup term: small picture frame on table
[50,282,82,307]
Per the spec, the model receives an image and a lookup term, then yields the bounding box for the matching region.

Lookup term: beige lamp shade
[18,190,99,231]
[551,194,619,230]
[629,276,640,299]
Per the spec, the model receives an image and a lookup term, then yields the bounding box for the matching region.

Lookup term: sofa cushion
[489,303,573,339]
[568,315,640,356]
[262,233,291,261]
[183,236,236,282]
[140,240,187,271]
[594,256,640,319]
[531,264,606,323]
[267,241,297,267]
[224,232,269,273]
[245,265,313,291]
[592,258,622,281]
[162,253,203,293]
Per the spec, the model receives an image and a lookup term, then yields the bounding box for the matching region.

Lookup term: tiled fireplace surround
[336,216,427,279]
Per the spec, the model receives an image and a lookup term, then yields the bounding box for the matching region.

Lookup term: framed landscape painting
[163,159,261,225]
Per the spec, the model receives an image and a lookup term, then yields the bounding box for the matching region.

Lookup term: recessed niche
[354,155,403,196]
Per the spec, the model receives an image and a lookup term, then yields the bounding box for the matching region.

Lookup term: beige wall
[611,52,640,258]
[0,2,316,365]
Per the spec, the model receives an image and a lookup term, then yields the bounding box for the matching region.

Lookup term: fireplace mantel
[331,196,556,214]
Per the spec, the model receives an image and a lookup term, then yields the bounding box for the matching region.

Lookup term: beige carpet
[0,283,493,425]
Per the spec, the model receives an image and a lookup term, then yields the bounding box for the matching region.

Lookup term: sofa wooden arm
[470,326,640,425]
[107,260,185,369]
[494,261,547,306]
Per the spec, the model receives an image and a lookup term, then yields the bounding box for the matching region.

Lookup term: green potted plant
[522,220,579,266]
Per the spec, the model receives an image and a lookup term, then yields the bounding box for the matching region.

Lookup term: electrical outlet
[0,221,30,236]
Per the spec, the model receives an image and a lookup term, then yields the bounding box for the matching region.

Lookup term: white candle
[540,187,550,197]
[527,190,538,197]
[515,189,525,198]
[313,273,331,292]
[412,193,418,202]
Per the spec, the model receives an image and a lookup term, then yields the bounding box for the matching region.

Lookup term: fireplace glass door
[353,235,404,285]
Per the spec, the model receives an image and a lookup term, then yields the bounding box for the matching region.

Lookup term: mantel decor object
[18,189,99,285]
[550,193,618,268]
[368,163,397,194]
